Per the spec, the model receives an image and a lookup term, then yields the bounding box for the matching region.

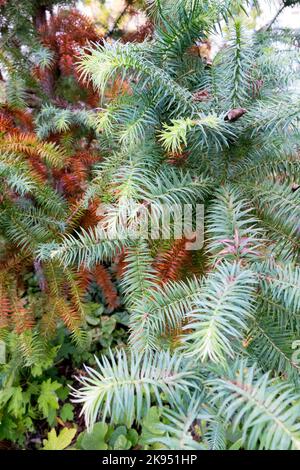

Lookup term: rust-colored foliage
[38,9,102,105]
[166,150,189,166]
[77,267,92,293]
[154,238,191,284]
[40,9,100,74]
[11,298,35,334]
[0,114,15,134]
[94,264,119,311]
[56,151,99,199]
[113,250,127,280]
[0,280,10,329]
[56,298,81,332]
[0,5,129,344]
[0,106,33,133]
[0,116,95,338]
[79,198,103,229]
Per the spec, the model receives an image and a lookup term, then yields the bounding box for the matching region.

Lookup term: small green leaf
[85,302,104,317]
[142,407,165,436]
[57,385,70,401]
[113,434,131,450]
[86,315,101,326]
[113,311,130,326]
[37,379,61,418]
[8,387,26,418]
[109,425,127,447]
[60,403,74,422]
[80,422,108,450]
[140,406,166,447]
[42,428,76,450]
[127,428,139,446]
[101,316,116,335]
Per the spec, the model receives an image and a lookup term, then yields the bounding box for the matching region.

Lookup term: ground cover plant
[1,0,300,450]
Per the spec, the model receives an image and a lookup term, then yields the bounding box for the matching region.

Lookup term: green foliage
[75,413,166,450]
[208,361,300,450]
[59,403,74,422]
[0,368,68,444]
[182,261,257,363]
[35,105,97,139]
[71,349,199,429]
[76,422,109,450]
[37,379,61,423]
[146,395,206,450]
[128,276,203,352]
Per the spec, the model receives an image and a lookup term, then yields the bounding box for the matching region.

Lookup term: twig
[258,4,286,33]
